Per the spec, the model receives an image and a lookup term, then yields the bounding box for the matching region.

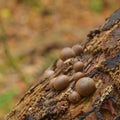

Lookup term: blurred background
[0,0,119,119]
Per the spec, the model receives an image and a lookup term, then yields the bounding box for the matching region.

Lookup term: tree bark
[6,9,120,120]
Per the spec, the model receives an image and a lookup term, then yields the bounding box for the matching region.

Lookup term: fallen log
[6,8,120,120]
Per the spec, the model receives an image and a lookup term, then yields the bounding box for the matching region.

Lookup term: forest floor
[0,0,120,119]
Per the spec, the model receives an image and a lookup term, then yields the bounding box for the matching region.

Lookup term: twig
[0,20,28,85]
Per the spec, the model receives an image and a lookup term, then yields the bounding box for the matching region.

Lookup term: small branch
[0,20,28,85]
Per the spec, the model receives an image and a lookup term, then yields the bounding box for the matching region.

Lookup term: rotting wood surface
[6,9,120,120]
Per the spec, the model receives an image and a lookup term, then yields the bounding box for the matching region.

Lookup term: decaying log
[6,9,120,120]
